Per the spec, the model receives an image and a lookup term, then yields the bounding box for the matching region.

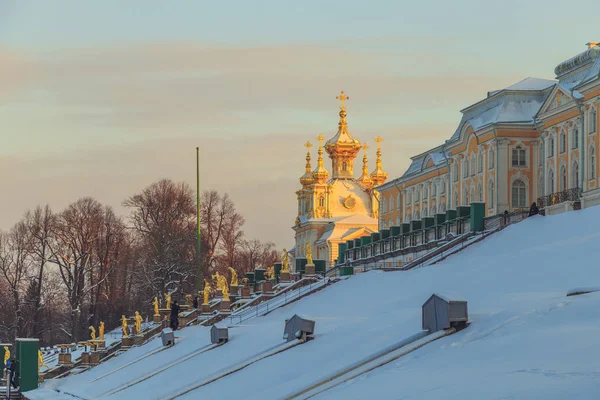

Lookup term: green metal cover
[470,202,485,232]
[254,269,265,282]
[353,238,362,247]
[314,259,326,273]
[371,232,381,242]
[274,262,282,276]
[245,272,255,283]
[390,226,401,236]
[346,240,354,249]
[380,229,391,239]
[434,213,446,225]
[410,220,422,231]
[0,344,11,370]
[422,216,435,228]
[338,243,347,263]
[340,266,354,276]
[295,258,307,273]
[446,209,457,221]
[15,338,39,392]
[400,223,411,234]
[457,205,471,217]
[360,236,372,246]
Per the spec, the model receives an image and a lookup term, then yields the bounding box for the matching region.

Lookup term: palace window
[424,186,429,199]
[382,198,387,214]
[548,169,555,193]
[488,180,494,208]
[590,146,596,180]
[548,136,555,157]
[511,180,527,209]
[539,174,545,197]
[463,187,469,205]
[389,197,394,212]
[463,159,468,178]
[560,131,566,153]
[489,148,495,169]
[441,180,446,194]
[470,187,475,204]
[342,162,348,171]
[478,153,483,173]
[406,192,411,204]
[572,162,579,188]
[572,127,579,149]
[589,108,597,134]
[512,146,526,167]
[470,155,476,176]
[454,192,459,208]
[478,184,483,202]
[415,190,420,201]
[318,195,325,207]
[560,165,567,191]
[397,193,401,210]
[432,182,437,196]
[453,165,459,182]
[539,143,544,166]
[439,203,446,213]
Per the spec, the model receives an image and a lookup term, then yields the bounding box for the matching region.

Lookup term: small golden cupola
[312,134,329,184]
[357,142,373,188]
[324,91,362,180]
[299,141,315,187]
[370,136,388,186]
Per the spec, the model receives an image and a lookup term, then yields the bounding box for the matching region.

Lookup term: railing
[227,278,329,325]
[537,188,582,208]
[483,210,529,231]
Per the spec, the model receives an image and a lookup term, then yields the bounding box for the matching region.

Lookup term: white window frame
[488,148,495,169]
[511,145,527,167]
[559,130,566,154]
[511,179,527,209]
[589,146,596,180]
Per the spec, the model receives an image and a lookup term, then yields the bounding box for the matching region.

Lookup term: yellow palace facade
[378,41,600,228]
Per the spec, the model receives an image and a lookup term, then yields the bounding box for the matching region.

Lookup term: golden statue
[217,274,228,293]
[212,272,223,291]
[267,266,275,280]
[186,294,192,305]
[89,326,96,341]
[282,249,289,273]
[203,279,211,305]
[164,292,172,309]
[135,311,143,335]
[305,241,313,265]
[153,297,160,316]
[99,321,105,341]
[3,346,9,367]
[121,315,129,338]
[38,350,49,372]
[222,280,230,301]
[229,267,238,287]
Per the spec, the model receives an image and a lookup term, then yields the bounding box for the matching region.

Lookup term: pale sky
[1,0,598,248]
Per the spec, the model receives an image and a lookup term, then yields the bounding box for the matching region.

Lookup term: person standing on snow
[528,202,539,217]
[170,300,180,331]
[192,296,199,310]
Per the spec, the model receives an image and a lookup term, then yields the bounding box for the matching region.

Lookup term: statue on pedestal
[164,292,172,309]
[89,326,96,341]
[242,277,249,287]
[121,315,129,338]
[135,311,142,335]
[153,297,160,316]
[3,346,10,366]
[212,272,223,291]
[229,267,238,287]
[186,294,192,305]
[99,321,105,341]
[222,279,230,301]
[203,279,211,305]
[38,350,49,372]
[282,248,289,273]
[305,241,313,265]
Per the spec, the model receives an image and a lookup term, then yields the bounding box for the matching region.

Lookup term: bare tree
[124,179,196,301]
[239,239,277,275]
[201,191,238,274]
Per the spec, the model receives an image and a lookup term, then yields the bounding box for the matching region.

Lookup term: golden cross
[336,91,350,110]
[316,134,325,147]
[304,141,313,149]
[374,136,383,149]
[363,142,370,153]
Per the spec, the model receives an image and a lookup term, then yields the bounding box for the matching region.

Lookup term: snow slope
[29,207,600,399]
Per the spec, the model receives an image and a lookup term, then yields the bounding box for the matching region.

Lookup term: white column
[552,130,558,193]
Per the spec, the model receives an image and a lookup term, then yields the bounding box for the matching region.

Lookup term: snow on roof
[401,149,449,179]
[503,77,556,91]
[431,292,467,303]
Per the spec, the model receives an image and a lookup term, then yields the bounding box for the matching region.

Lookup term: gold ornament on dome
[295,216,301,226]
[343,195,356,210]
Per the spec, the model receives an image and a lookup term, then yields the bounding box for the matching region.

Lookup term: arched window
[397,193,401,210]
[489,148,495,169]
[454,192,459,208]
[478,184,483,202]
[463,159,469,178]
[548,169,555,193]
[590,146,596,180]
[590,107,597,134]
[539,143,544,165]
[559,130,566,154]
[572,162,579,188]
[382,198,387,214]
[453,165,458,181]
[318,195,325,207]
[424,186,429,199]
[548,136,555,157]
[512,180,527,209]
[463,187,469,205]
[478,153,483,173]
[470,155,476,176]
[389,197,394,212]
[560,165,567,191]
[572,127,579,149]
[342,161,348,171]
[512,145,526,166]
[470,186,475,203]
[539,174,545,196]
[488,180,494,208]
[432,182,437,196]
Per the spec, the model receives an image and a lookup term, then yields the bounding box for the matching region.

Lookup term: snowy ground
[29,207,600,399]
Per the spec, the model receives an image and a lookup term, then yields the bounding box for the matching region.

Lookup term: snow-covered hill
[29,207,600,399]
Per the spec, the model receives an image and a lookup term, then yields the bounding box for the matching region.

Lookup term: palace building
[377,41,600,230]
[291,91,387,267]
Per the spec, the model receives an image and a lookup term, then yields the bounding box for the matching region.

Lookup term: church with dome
[291,91,388,267]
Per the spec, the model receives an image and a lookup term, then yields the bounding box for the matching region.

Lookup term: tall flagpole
[196,147,202,293]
